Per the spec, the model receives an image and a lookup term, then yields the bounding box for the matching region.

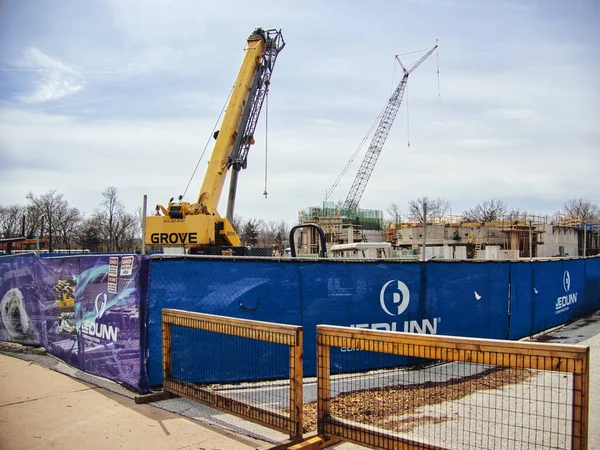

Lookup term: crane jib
[341,43,438,215]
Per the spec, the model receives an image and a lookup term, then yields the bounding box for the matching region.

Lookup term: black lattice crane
[341,44,438,216]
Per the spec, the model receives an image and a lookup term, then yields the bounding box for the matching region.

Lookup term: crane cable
[406,87,410,147]
[263,90,269,198]
[322,104,386,204]
[437,46,441,101]
[182,85,234,200]
[323,52,402,204]
[396,47,429,57]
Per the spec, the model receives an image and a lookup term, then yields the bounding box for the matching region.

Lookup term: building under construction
[297,202,384,251]
[297,209,600,260]
[295,44,600,260]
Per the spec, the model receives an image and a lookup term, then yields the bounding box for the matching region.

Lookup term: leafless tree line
[386,197,600,225]
[0,187,140,252]
[0,188,291,253]
[231,217,290,249]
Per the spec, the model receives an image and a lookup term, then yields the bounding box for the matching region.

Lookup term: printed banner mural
[0,254,150,393]
[0,255,42,345]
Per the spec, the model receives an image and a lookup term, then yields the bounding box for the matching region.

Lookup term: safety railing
[316,325,589,450]
[162,309,303,442]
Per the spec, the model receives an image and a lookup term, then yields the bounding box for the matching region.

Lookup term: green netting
[300,202,384,230]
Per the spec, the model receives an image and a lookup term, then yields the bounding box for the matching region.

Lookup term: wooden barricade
[162,309,304,442]
[317,325,590,450]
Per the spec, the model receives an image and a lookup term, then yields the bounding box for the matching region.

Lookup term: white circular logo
[563,270,571,292]
[380,280,410,316]
[95,293,108,319]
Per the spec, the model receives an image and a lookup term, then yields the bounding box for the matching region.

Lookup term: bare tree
[386,203,402,224]
[230,215,243,235]
[26,190,73,252]
[93,187,141,251]
[505,208,529,222]
[239,218,263,246]
[73,216,104,252]
[562,198,599,223]
[0,205,25,239]
[57,207,83,250]
[462,199,507,223]
[408,197,452,223]
[99,186,120,252]
[259,220,288,248]
[24,204,43,239]
[114,211,139,251]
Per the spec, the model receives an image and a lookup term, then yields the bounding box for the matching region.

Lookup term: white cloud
[13,47,85,103]
[0,0,598,225]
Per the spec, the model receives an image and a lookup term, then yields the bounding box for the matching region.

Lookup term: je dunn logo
[95,293,108,319]
[563,270,571,292]
[380,280,410,316]
[556,270,577,314]
[81,293,119,342]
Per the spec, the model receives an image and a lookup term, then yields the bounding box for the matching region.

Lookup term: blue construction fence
[146,256,600,386]
[1,254,599,392]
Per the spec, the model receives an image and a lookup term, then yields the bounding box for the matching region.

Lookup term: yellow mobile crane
[145,28,285,254]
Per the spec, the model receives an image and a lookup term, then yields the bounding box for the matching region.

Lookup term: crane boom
[341,44,437,215]
[226,29,285,222]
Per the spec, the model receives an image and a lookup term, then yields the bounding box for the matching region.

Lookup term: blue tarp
[3,253,598,388]
[146,256,600,386]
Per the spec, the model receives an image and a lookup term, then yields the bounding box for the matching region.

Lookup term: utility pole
[142,195,147,255]
[422,200,428,262]
[528,220,533,261]
[583,223,587,257]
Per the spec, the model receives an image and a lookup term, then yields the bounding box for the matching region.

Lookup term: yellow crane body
[145,28,284,251]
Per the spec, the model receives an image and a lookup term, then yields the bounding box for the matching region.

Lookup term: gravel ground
[302,367,534,434]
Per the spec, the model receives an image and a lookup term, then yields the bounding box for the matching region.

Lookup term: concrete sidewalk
[0,354,266,450]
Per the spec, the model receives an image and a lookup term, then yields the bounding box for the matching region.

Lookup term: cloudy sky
[0,0,598,225]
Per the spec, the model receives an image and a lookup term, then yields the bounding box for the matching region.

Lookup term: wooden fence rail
[162,309,304,443]
[317,325,590,450]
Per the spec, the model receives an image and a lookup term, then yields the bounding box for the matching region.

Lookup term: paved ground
[526,309,600,449]
[0,353,266,450]
[0,310,598,449]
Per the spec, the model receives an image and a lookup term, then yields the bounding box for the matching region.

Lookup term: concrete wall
[538,225,579,257]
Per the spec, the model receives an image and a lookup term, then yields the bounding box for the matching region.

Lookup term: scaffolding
[386,214,550,259]
[297,203,385,254]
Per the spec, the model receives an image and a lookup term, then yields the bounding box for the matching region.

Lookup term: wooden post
[289,328,304,441]
[162,312,172,382]
[317,330,331,434]
[571,349,590,450]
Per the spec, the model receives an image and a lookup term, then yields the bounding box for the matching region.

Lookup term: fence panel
[317,325,589,450]
[162,309,304,441]
[148,257,302,385]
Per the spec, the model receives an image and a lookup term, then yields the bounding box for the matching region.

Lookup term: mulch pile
[302,367,533,433]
